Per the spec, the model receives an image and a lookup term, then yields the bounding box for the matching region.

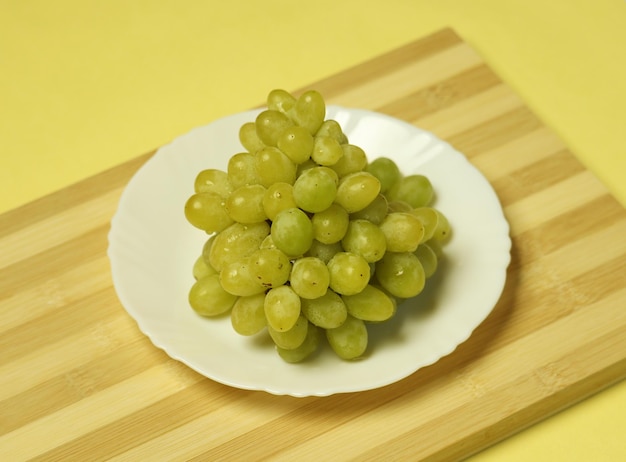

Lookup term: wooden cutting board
[1,28,625,461]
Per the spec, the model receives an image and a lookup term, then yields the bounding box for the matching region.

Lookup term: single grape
[290,257,330,299]
[209,221,269,271]
[375,251,425,299]
[311,135,343,166]
[330,144,367,177]
[306,239,343,264]
[227,152,258,188]
[326,314,368,360]
[226,184,268,224]
[262,182,297,221]
[300,289,347,329]
[239,122,265,154]
[184,192,234,233]
[327,252,370,295]
[342,284,396,322]
[264,285,301,332]
[311,203,349,244]
[255,109,294,147]
[247,247,292,290]
[414,243,438,278]
[230,293,267,336]
[341,219,387,263]
[194,169,233,197]
[254,146,297,187]
[277,125,314,164]
[349,193,388,225]
[219,259,267,296]
[387,200,413,213]
[292,166,338,213]
[379,212,425,253]
[316,119,348,144]
[334,171,381,213]
[193,255,217,280]
[288,90,325,135]
[276,323,321,363]
[267,89,296,114]
[432,209,451,242]
[387,174,434,208]
[410,207,439,242]
[189,274,238,317]
[270,207,314,257]
[268,313,309,349]
[365,157,401,194]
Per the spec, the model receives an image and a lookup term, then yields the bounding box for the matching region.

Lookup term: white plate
[108,106,511,397]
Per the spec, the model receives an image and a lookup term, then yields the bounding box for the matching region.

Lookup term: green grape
[387,174,434,208]
[342,284,396,322]
[290,257,330,299]
[189,274,238,317]
[267,89,296,114]
[264,285,301,332]
[330,144,367,177]
[306,239,343,264]
[326,314,368,360]
[247,248,292,290]
[254,146,297,187]
[268,313,309,349]
[288,90,326,135]
[270,207,314,257]
[300,289,347,329]
[230,293,267,336]
[255,109,294,147]
[432,209,451,242]
[327,252,370,296]
[414,243,438,278]
[387,200,413,213]
[375,251,425,299]
[277,125,314,164]
[276,323,321,363]
[184,192,234,233]
[341,219,386,263]
[227,152,258,188]
[311,135,343,166]
[379,212,425,253]
[194,169,233,198]
[365,157,401,194]
[193,254,217,280]
[350,193,388,225]
[334,172,381,213]
[201,234,216,266]
[410,207,438,242]
[219,259,267,296]
[239,122,265,154]
[209,221,269,271]
[292,167,337,213]
[425,237,443,258]
[262,182,297,221]
[311,203,349,244]
[296,158,317,177]
[259,234,277,249]
[316,119,348,144]
[226,184,268,224]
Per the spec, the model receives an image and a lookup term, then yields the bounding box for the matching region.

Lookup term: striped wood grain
[1,28,625,461]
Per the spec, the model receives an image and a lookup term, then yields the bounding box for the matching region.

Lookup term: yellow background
[1,0,624,459]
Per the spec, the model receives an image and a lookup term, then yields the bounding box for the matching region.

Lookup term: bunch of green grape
[184,89,451,363]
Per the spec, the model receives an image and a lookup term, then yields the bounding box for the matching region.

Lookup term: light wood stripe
[1,28,625,461]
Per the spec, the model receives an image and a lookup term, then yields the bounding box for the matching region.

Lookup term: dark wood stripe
[493,149,587,207]
[376,64,502,121]
[293,28,464,100]
[0,339,167,436]
[0,152,151,237]
[446,106,544,156]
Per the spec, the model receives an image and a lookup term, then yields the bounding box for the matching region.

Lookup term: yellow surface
[1,0,624,460]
